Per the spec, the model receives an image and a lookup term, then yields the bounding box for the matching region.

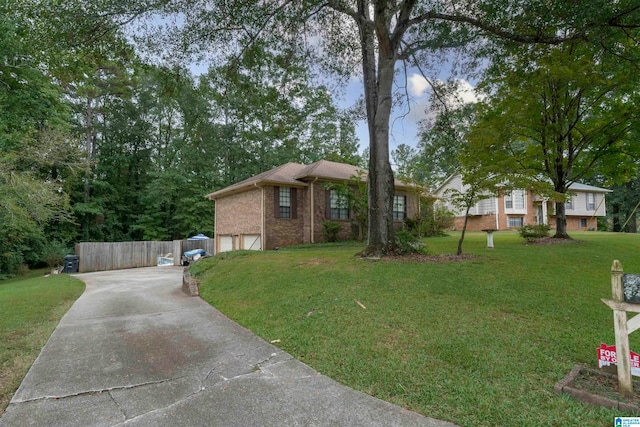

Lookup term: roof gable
[295,159,366,182]
[207,159,419,200]
[206,162,307,199]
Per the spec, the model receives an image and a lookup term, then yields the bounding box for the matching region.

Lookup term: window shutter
[274,186,280,218]
[291,188,297,219]
[325,189,331,219]
[403,195,407,219]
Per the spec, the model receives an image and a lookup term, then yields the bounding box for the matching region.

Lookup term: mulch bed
[556,365,640,414]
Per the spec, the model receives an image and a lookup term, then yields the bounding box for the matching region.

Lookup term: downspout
[214,198,218,253]
[495,197,500,230]
[310,177,318,243]
[255,183,264,250]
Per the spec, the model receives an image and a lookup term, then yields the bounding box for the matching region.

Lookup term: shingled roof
[206,159,415,200]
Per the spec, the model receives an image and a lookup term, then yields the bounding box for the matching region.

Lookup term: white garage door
[219,235,233,253]
[242,234,261,250]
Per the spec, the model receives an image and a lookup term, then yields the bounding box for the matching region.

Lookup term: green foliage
[323,171,368,241]
[415,88,479,187]
[518,224,551,242]
[322,221,342,243]
[405,197,455,238]
[394,229,427,255]
[40,240,71,269]
[467,39,640,238]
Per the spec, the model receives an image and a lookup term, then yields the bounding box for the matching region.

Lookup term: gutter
[310,177,318,243]
[256,182,264,250]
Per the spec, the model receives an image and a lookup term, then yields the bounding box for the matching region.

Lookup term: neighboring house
[435,173,611,231]
[206,160,420,252]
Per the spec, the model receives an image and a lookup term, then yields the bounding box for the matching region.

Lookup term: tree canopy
[133,0,640,254]
[464,39,640,237]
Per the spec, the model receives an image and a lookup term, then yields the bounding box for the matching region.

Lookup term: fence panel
[75,239,215,273]
[76,241,173,273]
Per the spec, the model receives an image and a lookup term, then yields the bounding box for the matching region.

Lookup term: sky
[340,73,479,155]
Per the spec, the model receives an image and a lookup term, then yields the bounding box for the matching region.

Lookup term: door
[242,234,261,250]
[219,235,233,253]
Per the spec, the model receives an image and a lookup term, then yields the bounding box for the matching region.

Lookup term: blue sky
[340,73,478,155]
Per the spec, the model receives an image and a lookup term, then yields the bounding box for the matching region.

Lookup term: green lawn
[0,272,85,416]
[192,231,640,427]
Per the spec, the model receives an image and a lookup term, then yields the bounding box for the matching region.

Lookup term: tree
[417,100,478,187]
[136,0,639,255]
[0,9,82,274]
[466,40,640,238]
[608,170,640,233]
[445,167,498,255]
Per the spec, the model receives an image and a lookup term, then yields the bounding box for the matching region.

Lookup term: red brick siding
[315,185,352,242]
[453,214,498,231]
[215,189,262,236]
[263,186,306,249]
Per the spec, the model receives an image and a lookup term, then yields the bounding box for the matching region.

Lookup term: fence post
[173,240,182,266]
[611,260,633,397]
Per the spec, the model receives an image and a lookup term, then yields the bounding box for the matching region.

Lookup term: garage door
[242,234,261,250]
[219,235,233,253]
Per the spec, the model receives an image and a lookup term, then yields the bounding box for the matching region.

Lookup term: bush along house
[206,160,421,252]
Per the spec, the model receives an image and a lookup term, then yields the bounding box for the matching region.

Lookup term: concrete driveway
[1,266,456,426]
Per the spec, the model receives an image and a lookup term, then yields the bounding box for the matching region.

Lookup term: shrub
[322,221,342,242]
[395,229,428,255]
[41,240,70,269]
[405,204,455,238]
[518,224,551,241]
[15,264,30,276]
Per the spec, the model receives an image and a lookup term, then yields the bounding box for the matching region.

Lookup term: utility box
[63,255,79,273]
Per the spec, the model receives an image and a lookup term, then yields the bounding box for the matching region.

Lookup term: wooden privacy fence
[75,239,215,273]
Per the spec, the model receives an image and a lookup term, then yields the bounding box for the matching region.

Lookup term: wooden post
[611,260,633,397]
[173,240,182,266]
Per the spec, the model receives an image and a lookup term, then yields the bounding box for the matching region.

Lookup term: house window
[504,190,525,210]
[274,186,296,219]
[393,195,406,221]
[579,218,588,228]
[586,193,596,210]
[279,187,291,218]
[565,197,573,210]
[507,216,524,227]
[329,189,349,219]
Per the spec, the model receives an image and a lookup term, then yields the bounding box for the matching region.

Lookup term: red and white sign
[597,343,640,377]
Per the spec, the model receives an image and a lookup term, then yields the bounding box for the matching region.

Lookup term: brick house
[435,173,611,231]
[206,160,420,252]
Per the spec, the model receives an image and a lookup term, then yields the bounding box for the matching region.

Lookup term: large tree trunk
[457,206,471,256]
[612,203,620,232]
[553,201,570,238]
[358,2,398,257]
[364,56,396,256]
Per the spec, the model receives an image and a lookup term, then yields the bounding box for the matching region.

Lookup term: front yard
[0,272,85,416]
[192,231,640,427]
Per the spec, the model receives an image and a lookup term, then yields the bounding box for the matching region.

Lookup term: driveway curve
[1,266,456,427]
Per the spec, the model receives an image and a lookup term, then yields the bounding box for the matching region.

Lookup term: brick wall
[313,184,353,242]
[215,189,262,236]
[453,214,498,231]
[264,185,306,249]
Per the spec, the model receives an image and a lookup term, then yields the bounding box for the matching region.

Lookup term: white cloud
[408,73,429,97]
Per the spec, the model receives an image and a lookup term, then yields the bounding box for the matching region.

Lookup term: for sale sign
[597,343,640,377]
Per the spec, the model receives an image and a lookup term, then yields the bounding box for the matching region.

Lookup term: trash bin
[63,255,79,273]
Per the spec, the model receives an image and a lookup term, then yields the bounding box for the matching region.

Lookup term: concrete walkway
[1,267,456,426]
